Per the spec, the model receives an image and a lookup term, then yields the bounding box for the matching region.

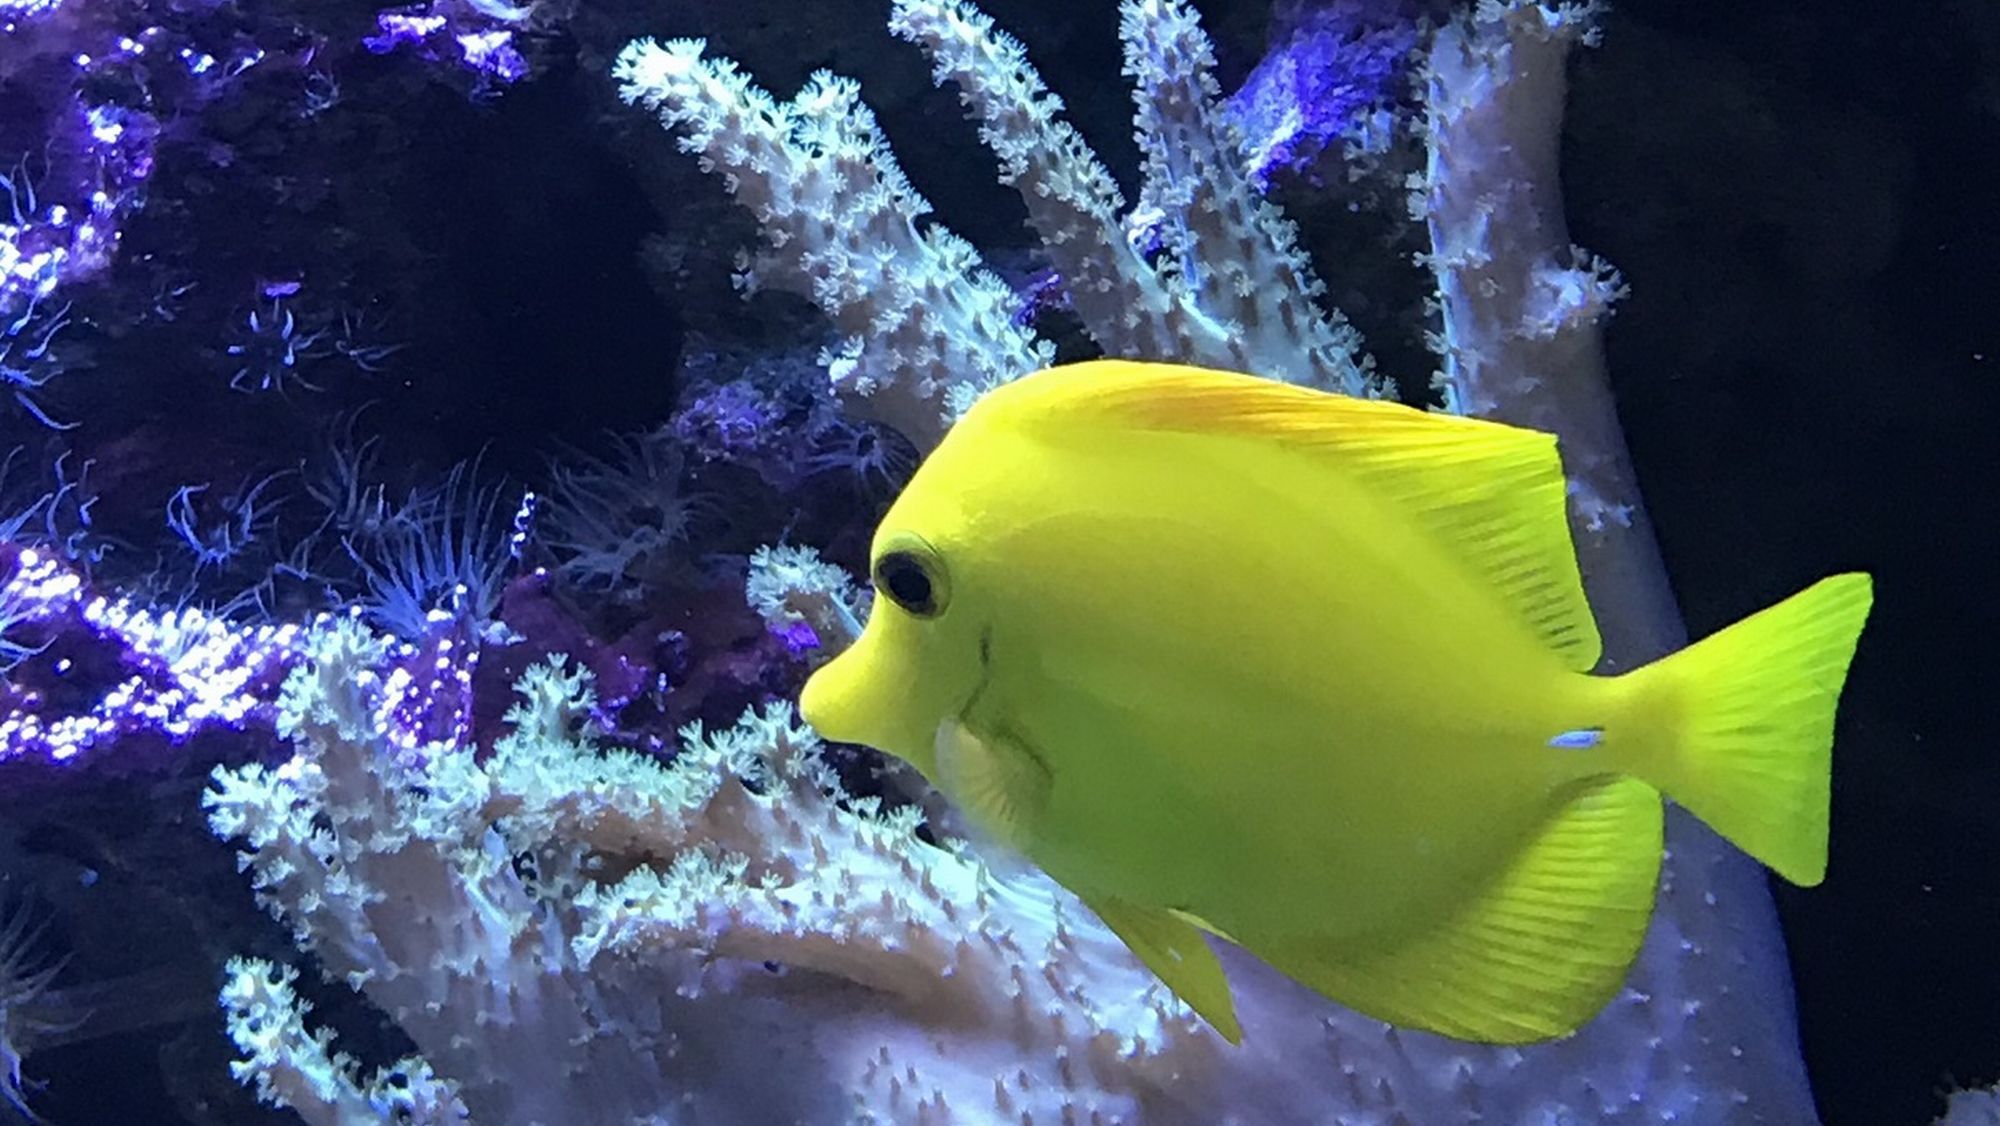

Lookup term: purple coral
[0,20,239,315]
[1225,0,1429,187]
[671,379,793,467]
[0,544,306,766]
[363,0,548,92]
[0,539,491,767]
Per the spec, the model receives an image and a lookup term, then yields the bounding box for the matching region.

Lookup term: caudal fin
[1632,572,1873,886]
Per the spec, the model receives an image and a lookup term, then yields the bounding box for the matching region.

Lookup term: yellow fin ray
[1086,894,1243,1044]
[1252,775,1662,1043]
[933,720,1050,852]
[1626,571,1872,886]
[980,360,1602,670]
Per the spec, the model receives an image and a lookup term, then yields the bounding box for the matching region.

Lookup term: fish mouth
[799,623,994,768]
[797,653,867,745]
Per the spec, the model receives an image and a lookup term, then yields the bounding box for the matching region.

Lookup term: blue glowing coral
[1226,0,1431,187]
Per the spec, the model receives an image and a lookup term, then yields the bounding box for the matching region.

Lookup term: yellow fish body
[799,359,1872,1045]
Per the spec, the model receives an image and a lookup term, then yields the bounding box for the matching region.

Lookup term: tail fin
[1629,572,1873,887]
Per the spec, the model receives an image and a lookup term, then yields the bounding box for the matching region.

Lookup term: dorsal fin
[975,360,1603,671]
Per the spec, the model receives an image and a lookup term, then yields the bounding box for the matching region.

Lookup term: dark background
[1565,4,1998,1123]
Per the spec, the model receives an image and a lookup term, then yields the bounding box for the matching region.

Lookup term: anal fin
[1254,775,1663,1043]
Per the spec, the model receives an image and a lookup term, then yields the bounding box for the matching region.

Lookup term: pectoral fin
[934,720,1051,852]
[1085,894,1243,1045]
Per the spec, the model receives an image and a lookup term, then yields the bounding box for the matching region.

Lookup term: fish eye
[873,534,948,619]
[876,552,939,617]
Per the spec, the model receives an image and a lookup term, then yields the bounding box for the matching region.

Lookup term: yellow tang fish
[799,359,1873,1045]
